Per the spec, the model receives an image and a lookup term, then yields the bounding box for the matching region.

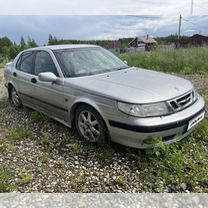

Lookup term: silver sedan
[4,45,205,148]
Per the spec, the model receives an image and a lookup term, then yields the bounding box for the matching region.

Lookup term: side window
[16,55,22,70]
[17,52,33,74]
[34,51,59,76]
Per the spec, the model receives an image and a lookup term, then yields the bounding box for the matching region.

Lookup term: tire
[9,86,22,108]
[75,104,108,144]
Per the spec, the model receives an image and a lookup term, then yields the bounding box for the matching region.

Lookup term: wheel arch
[70,100,107,130]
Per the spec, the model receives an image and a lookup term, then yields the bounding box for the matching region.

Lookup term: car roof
[24,44,100,52]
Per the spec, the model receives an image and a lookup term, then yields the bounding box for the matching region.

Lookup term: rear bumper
[108,96,205,149]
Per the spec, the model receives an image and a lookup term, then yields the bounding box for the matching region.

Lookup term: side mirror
[38,72,57,82]
[124,60,128,65]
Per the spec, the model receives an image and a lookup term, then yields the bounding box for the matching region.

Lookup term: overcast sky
[0,15,207,45]
[1,1,208,44]
[0,0,208,15]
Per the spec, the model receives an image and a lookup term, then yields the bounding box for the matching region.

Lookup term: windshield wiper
[116,66,130,71]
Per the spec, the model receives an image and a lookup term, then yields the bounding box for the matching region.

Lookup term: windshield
[54,47,128,77]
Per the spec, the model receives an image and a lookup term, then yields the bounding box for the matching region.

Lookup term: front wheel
[75,105,108,144]
[9,86,22,108]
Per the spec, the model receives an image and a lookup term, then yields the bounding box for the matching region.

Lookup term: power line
[190,0,208,15]
[182,18,198,27]
[194,4,208,12]
[178,15,204,37]
[191,0,193,15]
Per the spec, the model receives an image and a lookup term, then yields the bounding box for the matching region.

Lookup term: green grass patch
[204,95,208,104]
[18,169,33,185]
[8,128,33,141]
[40,132,51,145]
[135,119,208,192]
[0,140,17,154]
[0,140,7,154]
[31,111,51,122]
[119,47,208,74]
[95,144,115,162]
[116,175,127,186]
[0,169,15,192]
[68,143,80,155]
[56,159,65,168]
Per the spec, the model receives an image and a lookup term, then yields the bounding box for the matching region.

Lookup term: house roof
[175,34,208,44]
[129,35,157,45]
[137,36,157,44]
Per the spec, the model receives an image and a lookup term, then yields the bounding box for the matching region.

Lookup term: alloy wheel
[11,87,21,107]
[78,110,100,142]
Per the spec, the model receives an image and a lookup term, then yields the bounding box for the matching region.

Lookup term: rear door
[13,51,37,105]
[31,50,67,121]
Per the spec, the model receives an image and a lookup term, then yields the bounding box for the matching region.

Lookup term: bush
[9,45,20,59]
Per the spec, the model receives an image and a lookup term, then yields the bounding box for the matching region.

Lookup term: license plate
[187,112,205,131]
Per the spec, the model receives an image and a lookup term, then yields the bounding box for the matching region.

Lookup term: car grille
[168,91,196,112]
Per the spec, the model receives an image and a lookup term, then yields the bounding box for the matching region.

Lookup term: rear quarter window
[16,51,34,74]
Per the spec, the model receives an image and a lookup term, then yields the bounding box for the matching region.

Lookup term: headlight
[118,101,172,117]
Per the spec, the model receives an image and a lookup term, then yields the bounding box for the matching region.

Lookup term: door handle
[31,78,37,84]
[13,72,17,77]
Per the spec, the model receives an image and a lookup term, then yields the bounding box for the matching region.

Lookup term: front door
[30,50,67,121]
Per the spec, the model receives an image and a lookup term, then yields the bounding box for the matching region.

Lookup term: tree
[27,36,38,48]
[9,45,20,59]
[48,34,58,45]
[48,34,53,45]
[20,36,26,50]
[0,36,13,54]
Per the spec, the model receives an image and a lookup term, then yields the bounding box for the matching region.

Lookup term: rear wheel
[9,86,22,108]
[75,105,108,143]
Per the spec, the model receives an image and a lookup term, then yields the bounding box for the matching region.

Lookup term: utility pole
[191,0,194,15]
[178,15,182,40]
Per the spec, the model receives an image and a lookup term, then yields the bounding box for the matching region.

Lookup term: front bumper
[108,96,205,149]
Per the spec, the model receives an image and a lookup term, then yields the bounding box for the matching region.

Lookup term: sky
[0,0,208,45]
[0,0,208,15]
[0,15,207,45]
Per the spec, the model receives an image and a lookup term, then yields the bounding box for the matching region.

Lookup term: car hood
[65,67,193,103]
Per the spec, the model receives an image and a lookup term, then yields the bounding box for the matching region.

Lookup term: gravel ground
[0,69,208,193]
[0,69,6,100]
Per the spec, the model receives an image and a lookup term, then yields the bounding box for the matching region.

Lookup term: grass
[0,140,7,154]
[41,132,51,145]
[204,95,208,104]
[135,119,208,192]
[0,169,15,192]
[68,143,80,155]
[116,175,127,186]
[0,63,5,68]
[0,140,17,154]
[95,144,115,162]
[56,160,65,168]
[31,111,51,122]
[119,47,208,74]
[8,128,33,141]
[18,169,33,185]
